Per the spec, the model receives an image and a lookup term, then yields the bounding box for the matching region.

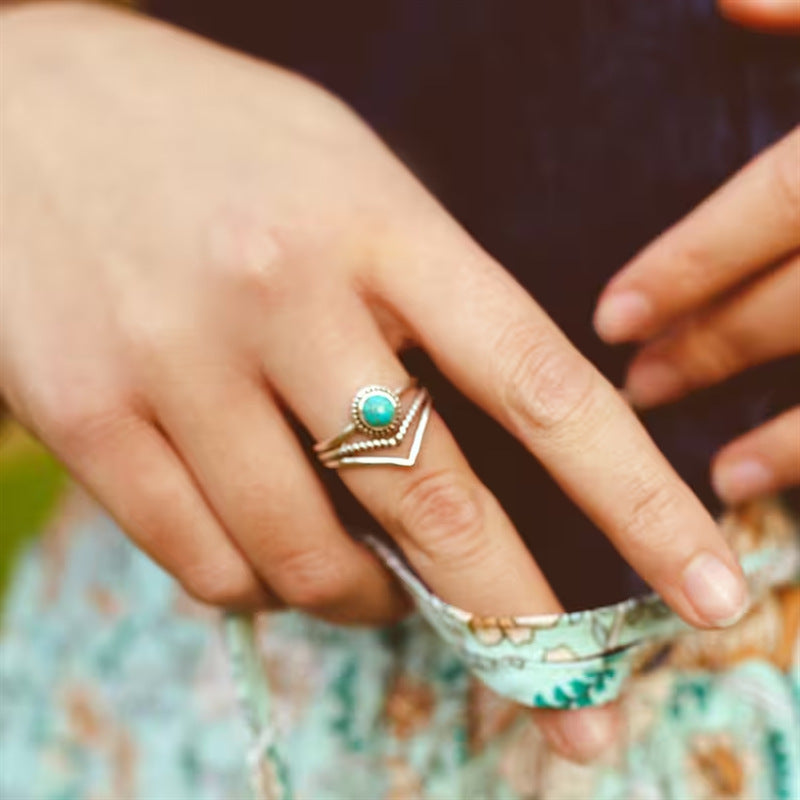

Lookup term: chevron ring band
[313,379,432,469]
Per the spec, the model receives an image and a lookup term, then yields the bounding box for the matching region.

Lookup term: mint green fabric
[1,498,798,800]
[357,534,799,709]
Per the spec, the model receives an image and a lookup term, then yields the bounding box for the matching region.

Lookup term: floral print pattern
[1,492,798,800]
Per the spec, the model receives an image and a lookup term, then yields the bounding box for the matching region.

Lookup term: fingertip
[710,409,800,506]
[593,290,653,343]
[712,457,774,505]
[680,550,751,629]
[536,704,621,764]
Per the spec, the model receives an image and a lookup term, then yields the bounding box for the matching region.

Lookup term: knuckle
[180,561,259,608]
[123,313,183,357]
[123,317,195,380]
[394,468,487,566]
[494,322,598,436]
[32,387,127,455]
[617,477,684,555]
[271,546,354,611]
[205,210,294,306]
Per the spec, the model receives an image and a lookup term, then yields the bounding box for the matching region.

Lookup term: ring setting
[352,385,402,436]
[314,379,432,469]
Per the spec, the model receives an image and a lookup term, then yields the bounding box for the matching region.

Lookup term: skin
[595,127,800,508]
[0,0,787,763]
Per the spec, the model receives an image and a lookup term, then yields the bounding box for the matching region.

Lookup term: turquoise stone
[361,393,396,429]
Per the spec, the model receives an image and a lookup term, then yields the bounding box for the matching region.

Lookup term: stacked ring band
[314,379,432,468]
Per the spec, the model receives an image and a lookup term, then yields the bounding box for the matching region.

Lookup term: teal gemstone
[361,393,396,429]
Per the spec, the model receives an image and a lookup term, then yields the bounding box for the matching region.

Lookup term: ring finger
[262,288,624,759]
[262,290,560,616]
[148,338,408,624]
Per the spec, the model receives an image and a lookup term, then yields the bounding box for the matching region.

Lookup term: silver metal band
[314,379,432,469]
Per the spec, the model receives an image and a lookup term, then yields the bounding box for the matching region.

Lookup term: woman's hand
[1,2,754,759]
[595,128,799,505]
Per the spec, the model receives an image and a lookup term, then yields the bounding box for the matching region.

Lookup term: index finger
[376,215,749,629]
[594,128,800,343]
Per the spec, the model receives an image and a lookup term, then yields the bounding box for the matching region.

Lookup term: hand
[1,2,752,760]
[595,128,799,506]
[717,0,800,32]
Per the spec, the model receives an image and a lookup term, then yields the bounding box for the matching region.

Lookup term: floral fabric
[1,491,798,800]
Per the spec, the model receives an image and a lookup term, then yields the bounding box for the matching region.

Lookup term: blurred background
[0,424,65,606]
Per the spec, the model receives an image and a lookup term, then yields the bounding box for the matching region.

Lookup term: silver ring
[314,379,432,468]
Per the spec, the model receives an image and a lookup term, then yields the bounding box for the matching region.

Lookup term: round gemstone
[360,393,396,429]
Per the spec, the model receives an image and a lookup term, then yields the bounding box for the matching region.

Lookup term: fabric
[356,523,799,709]
[2,491,798,800]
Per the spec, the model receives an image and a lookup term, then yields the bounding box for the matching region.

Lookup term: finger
[51,407,274,609]
[712,407,800,504]
[376,218,749,629]
[260,291,620,759]
[718,0,800,32]
[594,128,800,342]
[148,345,408,625]
[263,290,561,615]
[625,256,800,408]
[533,704,622,764]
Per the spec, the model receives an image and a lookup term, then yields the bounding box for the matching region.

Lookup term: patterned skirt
[1,489,798,800]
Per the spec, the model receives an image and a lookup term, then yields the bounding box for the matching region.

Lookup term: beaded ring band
[313,379,432,468]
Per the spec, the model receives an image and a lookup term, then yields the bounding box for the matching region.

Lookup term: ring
[314,379,432,468]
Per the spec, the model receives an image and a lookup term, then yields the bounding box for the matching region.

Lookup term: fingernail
[625,358,684,408]
[594,291,652,342]
[682,551,749,628]
[542,708,617,762]
[712,458,773,504]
